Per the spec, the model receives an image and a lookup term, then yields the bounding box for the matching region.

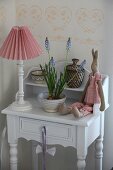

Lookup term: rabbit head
[91,49,99,73]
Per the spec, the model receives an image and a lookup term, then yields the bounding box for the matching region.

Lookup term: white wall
[16,0,105,70]
[102,1,113,170]
[0,0,113,170]
[0,0,16,170]
[0,0,16,112]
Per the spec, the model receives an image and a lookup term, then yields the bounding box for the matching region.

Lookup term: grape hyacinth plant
[40,37,71,100]
[45,37,50,61]
[40,62,66,99]
[66,37,71,63]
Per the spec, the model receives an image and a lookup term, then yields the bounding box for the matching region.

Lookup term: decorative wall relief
[0,7,5,22]
[47,35,66,41]
[75,8,104,33]
[15,3,104,45]
[45,6,72,31]
[16,4,42,29]
[30,6,42,25]
[16,4,28,25]
[79,38,103,46]
[0,6,6,43]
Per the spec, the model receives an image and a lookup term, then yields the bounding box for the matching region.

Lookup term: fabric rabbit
[58,49,105,118]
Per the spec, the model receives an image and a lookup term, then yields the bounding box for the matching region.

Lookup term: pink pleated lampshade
[0,26,42,60]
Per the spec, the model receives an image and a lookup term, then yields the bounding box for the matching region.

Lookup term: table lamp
[0,26,42,111]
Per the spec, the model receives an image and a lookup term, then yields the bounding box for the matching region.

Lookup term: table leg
[77,155,86,170]
[95,136,103,170]
[9,143,18,170]
[77,127,88,170]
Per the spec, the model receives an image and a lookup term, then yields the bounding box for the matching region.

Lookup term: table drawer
[20,118,44,135]
[19,117,75,145]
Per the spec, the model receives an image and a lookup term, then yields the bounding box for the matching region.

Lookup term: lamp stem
[11,60,32,111]
[18,60,24,104]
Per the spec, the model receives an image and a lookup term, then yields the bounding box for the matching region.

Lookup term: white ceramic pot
[38,92,66,113]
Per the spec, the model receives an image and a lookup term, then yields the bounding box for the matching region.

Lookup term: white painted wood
[77,126,88,170]
[11,60,32,111]
[18,60,24,105]
[19,117,76,147]
[87,116,100,146]
[7,115,18,170]
[1,66,109,170]
[7,115,18,143]
[20,117,74,141]
[95,137,103,170]
[9,143,18,170]
[25,65,89,92]
[1,99,107,127]
[95,112,105,170]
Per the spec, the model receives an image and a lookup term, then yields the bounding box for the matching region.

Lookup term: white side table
[2,66,109,170]
[2,99,108,170]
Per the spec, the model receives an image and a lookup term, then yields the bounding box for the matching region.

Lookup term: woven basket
[66,59,85,88]
[66,67,85,88]
[31,70,45,83]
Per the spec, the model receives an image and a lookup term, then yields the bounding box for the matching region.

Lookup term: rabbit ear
[92,49,95,58]
[94,50,98,59]
[92,49,98,59]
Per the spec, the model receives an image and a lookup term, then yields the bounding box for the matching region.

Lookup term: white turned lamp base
[10,60,32,112]
[11,101,32,111]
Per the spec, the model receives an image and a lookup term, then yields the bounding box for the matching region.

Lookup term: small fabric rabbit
[58,49,105,118]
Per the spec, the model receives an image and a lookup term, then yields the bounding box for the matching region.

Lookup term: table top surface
[2,98,105,127]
